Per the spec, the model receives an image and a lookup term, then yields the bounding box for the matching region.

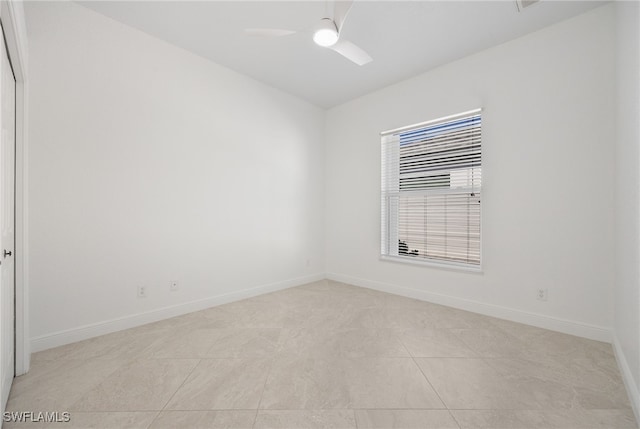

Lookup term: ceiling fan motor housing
[313,18,339,47]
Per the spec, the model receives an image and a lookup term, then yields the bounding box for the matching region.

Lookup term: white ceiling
[78,1,605,108]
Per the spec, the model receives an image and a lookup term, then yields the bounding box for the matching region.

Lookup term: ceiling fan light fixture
[313,18,339,47]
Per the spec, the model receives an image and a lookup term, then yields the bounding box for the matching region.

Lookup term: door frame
[0,0,29,376]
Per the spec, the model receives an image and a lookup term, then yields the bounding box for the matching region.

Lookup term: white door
[0,30,16,410]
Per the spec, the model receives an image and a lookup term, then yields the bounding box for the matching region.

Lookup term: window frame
[380,109,483,272]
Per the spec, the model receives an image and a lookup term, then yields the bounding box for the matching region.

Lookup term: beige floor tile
[279,328,409,358]
[484,357,631,409]
[149,410,256,429]
[572,384,632,410]
[298,281,448,312]
[199,302,287,328]
[254,410,357,428]
[555,409,639,428]
[204,328,284,358]
[70,359,199,411]
[376,292,443,310]
[451,409,639,429]
[10,281,636,429]
[145,329,223,359]
[127,312,214,336]
[373,305,491,331]
[7,359,126,411]
[416,358,578,410]
[428,307,497,330]
[355,410,460,428]
[260,357,444,410]
[381,307,438,330]
[449,329,526,358]
[486,317,544,334]
[289,307,392,331]
[65,412,159,428]
[491,320,614,362]
[252,281,379,311]
[399,329,477,357]
[165,359,271,410]
[31,330,159,362]
[298,281,383,306]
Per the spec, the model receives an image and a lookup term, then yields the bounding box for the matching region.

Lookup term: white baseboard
[613,334,640,424]
[31,271,613,351]
[30,273,325,353]
[326,272,612,343]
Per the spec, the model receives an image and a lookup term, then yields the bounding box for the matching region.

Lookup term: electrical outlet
[138,286,147,298]
[536,288,548,301]
[170,281,179,292]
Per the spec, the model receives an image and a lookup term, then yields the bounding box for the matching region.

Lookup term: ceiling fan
[244,0,373,66]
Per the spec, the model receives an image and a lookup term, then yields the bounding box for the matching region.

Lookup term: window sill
[380,255,483,274]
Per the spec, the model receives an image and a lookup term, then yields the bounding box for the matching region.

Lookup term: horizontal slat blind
[381,110,482,266]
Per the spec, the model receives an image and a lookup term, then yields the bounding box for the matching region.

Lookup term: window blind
[381,109,482,267]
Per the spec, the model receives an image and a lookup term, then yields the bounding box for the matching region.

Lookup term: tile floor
[5,280,638,429]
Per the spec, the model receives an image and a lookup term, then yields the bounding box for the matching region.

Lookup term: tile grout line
[59,357,139,413]
[251,350,277,428]
[143,410,162,429]
[352,408,359,429]
[151,358,203,421]
[394,335,455,416]
[448,409,464,429]
[397,335,450,411]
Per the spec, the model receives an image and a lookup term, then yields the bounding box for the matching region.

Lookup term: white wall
[326,5,616,340]
[25,2,325,345]
[614,0,640,417]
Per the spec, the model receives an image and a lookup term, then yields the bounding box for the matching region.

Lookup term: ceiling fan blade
[329,39,372,66]
[332,0,354,33]
[244,28,297,37]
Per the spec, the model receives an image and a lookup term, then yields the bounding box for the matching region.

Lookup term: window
[381,109,482,268]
